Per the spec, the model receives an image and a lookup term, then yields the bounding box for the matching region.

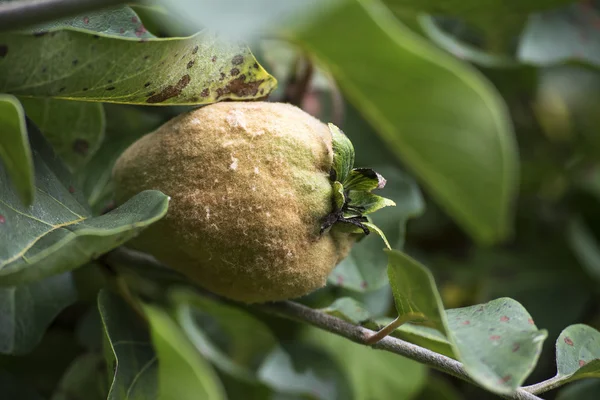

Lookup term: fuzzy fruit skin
[113,102,356,303]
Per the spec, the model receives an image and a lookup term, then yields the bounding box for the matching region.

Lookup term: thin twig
[108,247,544,400]
[522,376,565,395]
[0,0,125,32]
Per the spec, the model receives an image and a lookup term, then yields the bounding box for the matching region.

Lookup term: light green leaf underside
[0,94,34,206]
[554,324,600,384]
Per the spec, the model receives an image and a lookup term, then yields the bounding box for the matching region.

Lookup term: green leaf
[0,120,169,286]
[295,0,518,244]
[518,3,600,67]
[304,326,427,400]
[554,324,600,383]
[320,297,372,325]
[143,304,226,400]
[386,250,547,395]
[31,5,154,39]
[20,98,105,170]
[257,343,353,400]
[557,380,600,400]
[567,216,600,283]
[0,30,276,105]
[362,222,391,250]
[0,94,34,206]
[332,181,346,211]
[347,191,395,215]
[98,290,158,400]
[344,168,387,192]
[329,123,355,183]
[51,353,108,400]
[329,167,424,291]
[0,272,77,355]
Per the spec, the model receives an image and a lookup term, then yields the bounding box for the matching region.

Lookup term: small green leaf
[51,353,107,400]
[348,191,396,215]
[555,324,600,383]
[0,272,77,355]
[0,119,169,286]
[344,168,386,191]
[0,94,34,206]
[0,30,276,105]
[332,181,346,211]
[363,222,391,250]
[386,250,547,395]
[296,0,518,244]
[98,290,158,400]
[143,304,226,400]
[20,98,105,171]
[329,123,355,183]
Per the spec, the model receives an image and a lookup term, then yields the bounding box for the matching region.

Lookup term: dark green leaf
[257,343,354,400]
[555,324,600,383]
[304,327,427,400]
[329,167,423,291]
[329,123,355,184]
[0,272,77,355]
[567,216,600,283]
[0,94,34,206]
[387,250,547,394]
[557,380,600,400]
[296,0,518,244]
[0,371,44,400]
[20,98,105,170]
[0,120,168,285]
[344,168,386,192]
[143,303,226,400]
[98,290,158,400]
[0,30,276,105]
[51,353,108,400]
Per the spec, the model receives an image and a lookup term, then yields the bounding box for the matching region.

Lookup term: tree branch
[0,0,125,32]
[107,247,543,400]
[522,376,565,395]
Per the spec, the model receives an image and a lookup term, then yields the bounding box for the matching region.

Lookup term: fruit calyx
[320,124,395,247]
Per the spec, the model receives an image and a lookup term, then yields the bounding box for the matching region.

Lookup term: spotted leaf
[553,324,600,384]
[0,30,276,105]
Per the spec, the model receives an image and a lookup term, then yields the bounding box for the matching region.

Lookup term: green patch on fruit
[320,123,395,248]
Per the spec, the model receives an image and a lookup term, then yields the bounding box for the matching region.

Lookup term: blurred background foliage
[3,0,600,399]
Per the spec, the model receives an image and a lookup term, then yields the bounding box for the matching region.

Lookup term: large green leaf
[329,167,424,291]
[304,326,426,400]
[0,119,169,286]
[0,272,77,355]
[554,324,600,383]
[143,304,226,400]
[0,94,34,206]
[386,250,547,395]
[295,0,518,244]
[98,290,158,400]
[51,353,107,400]
[0,29,276,105]
[20,98,105,170]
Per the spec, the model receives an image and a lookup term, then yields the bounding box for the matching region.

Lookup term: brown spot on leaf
[528,318,535,325]
[211,56,217,62]
[500,316,509,322]
[146,74,191,103]
[564,337,574,346]
[83,16,90,24]
[33,31,49,37]
[219,72,226,81]
[232,54,244,65]
[200,88,210,97]
[132,16,139,23]
[0,215,5,224]
[462,321,470,325]
[187,60,195,69]
[72,139,89,155]
[337,275,344,285]
[106,86,116,91]
[72,59,78,66]
[120,28,125,34]
[230,68,240,76]
[579,360,586,367]
[59,87,66,93]
[500,375,512,384]
[82,88,88,91]
[68,186,75,194]
[0,45,8,58]
[490,335,501,341]
[215,76,263,99]
[192,46,199,54]
[512,343,520,352]
[253,63,259,69]
[361,281,368,289]
[144,82,151,88]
